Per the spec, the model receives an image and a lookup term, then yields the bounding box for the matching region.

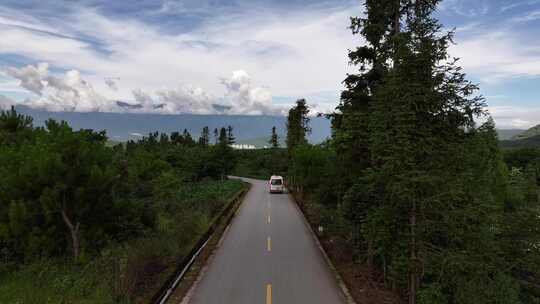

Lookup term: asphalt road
[184,177,346,304]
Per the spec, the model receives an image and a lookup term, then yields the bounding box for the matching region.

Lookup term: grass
[0,179,245,304]
[0,260,117,304]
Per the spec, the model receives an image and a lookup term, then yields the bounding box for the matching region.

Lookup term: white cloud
[221,70,285,115]
[6,63,48,95]
[0,1,536,125]
[437,0,490,17]
[501,0,540,12]
[0,4,356,113]
[0,7,70,38]
[512,10,540,22]
[0,94,15,110]
[128,70,286,115]
[153,84,215,114]
[450,30,540,83]
[104,78,118,91]
[5,63,287,115]
[488,105,540,129]
[0,70,36,94]
[7,63,115,112]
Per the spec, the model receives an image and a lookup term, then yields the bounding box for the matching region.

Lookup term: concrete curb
[289,191,358,304]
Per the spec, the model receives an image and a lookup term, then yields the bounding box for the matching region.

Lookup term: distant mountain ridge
[15,105,331,143]
[512,124,540,140]
[497,129,525,140]
[12,106,536,147]
[500,135,540,149]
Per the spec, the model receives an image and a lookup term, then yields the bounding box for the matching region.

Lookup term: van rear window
[271,179,282,185]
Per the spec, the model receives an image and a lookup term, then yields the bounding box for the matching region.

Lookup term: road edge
[167,181,251,304]
[288,191,358,304]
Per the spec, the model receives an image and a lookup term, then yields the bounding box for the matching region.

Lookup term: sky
[0,0,539,128]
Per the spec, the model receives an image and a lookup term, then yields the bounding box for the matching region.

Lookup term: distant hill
[14,106,331,143]
[512,124,540,140]
[500,135,540,149]
[497,129,525,140]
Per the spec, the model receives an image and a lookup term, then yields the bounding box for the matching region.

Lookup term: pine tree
[219,127,228,146]
[213,128,219,144]
[269,126,279,148]
[286,99,310,156]
[171,131,181,145]
[359,1,510,302]
[36,120,115,260]
[227,125,235,145]
[199,126,210,146]
[334,1,529,302]
[183,129,194,145]
[0,105,34,145]
[214,127,235,179]
[332,0,397,185]
[334,2,400,266]
[159,133,169,145]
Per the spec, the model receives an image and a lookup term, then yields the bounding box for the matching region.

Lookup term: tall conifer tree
[269,126,279,148]
[199,126,210,146]
[339,1,527,302]
[227,126,235,145]
[286,99,310,156]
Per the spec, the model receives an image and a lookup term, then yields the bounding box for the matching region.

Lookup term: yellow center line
[267,237,271,252]
[266,284,272,304]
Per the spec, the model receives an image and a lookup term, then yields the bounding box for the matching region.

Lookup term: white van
[268,175,284,193]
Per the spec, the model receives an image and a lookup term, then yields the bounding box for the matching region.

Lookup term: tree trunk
[393,0,401,67]
[367,238,374,277]
[409,200,417,304]
[394,0,401,35]
[61,208,81,260]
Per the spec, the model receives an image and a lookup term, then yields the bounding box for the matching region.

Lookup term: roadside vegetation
[0,107,242,303]
[2,1,539,304]
[231,126,288,179]
[271,1,540,303]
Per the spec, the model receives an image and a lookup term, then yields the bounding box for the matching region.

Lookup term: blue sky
[0,0,539,128]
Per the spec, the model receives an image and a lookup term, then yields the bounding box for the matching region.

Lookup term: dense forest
[0,107,243,303]
[275,1,540,303]
[1,0,539,303]
[231,130,286,179]
[501,135,540,149]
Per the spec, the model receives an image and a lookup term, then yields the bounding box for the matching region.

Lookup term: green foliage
[286,99,310,156]
[227,125,235,144]
[0,178,243,304]
[0,260,117,304]
[0,107,246,303]
[0,106,34,146]
[500,135,540,149]
[285,1,540,303]
[288,144,340,201]
[213,127,237,179]
[269,126,279,148]
[232,148,288,180]
[199,126,210,146]
[418,284,447,304]
[504,148,540,170]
